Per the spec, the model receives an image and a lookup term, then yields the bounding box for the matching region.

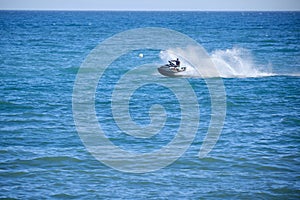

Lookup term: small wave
[51,193,79,199]
[33,156,82,163]
[13,156,83,167]
[159,47,274,78]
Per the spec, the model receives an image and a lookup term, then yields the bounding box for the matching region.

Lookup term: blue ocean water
[0,11,300,199]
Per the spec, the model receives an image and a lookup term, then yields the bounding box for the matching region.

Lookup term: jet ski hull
[157,65,186,77]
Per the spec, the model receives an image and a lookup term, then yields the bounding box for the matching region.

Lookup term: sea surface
[0,11,300,199]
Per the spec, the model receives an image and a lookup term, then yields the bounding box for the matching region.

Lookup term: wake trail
[159,47,275,78]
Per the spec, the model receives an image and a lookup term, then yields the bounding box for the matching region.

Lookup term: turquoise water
[1,11,300,199]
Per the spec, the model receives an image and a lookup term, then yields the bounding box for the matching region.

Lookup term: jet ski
[157,61,186,77]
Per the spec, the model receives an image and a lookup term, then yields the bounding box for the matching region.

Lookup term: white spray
[159,47,273,78]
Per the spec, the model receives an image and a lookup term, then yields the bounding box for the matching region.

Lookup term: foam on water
[210,47,273,78]
[159,47,274,78]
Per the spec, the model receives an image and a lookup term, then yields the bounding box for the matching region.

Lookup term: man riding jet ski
[157,58,186,77]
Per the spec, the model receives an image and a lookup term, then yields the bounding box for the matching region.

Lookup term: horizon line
[1,9,300,12]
